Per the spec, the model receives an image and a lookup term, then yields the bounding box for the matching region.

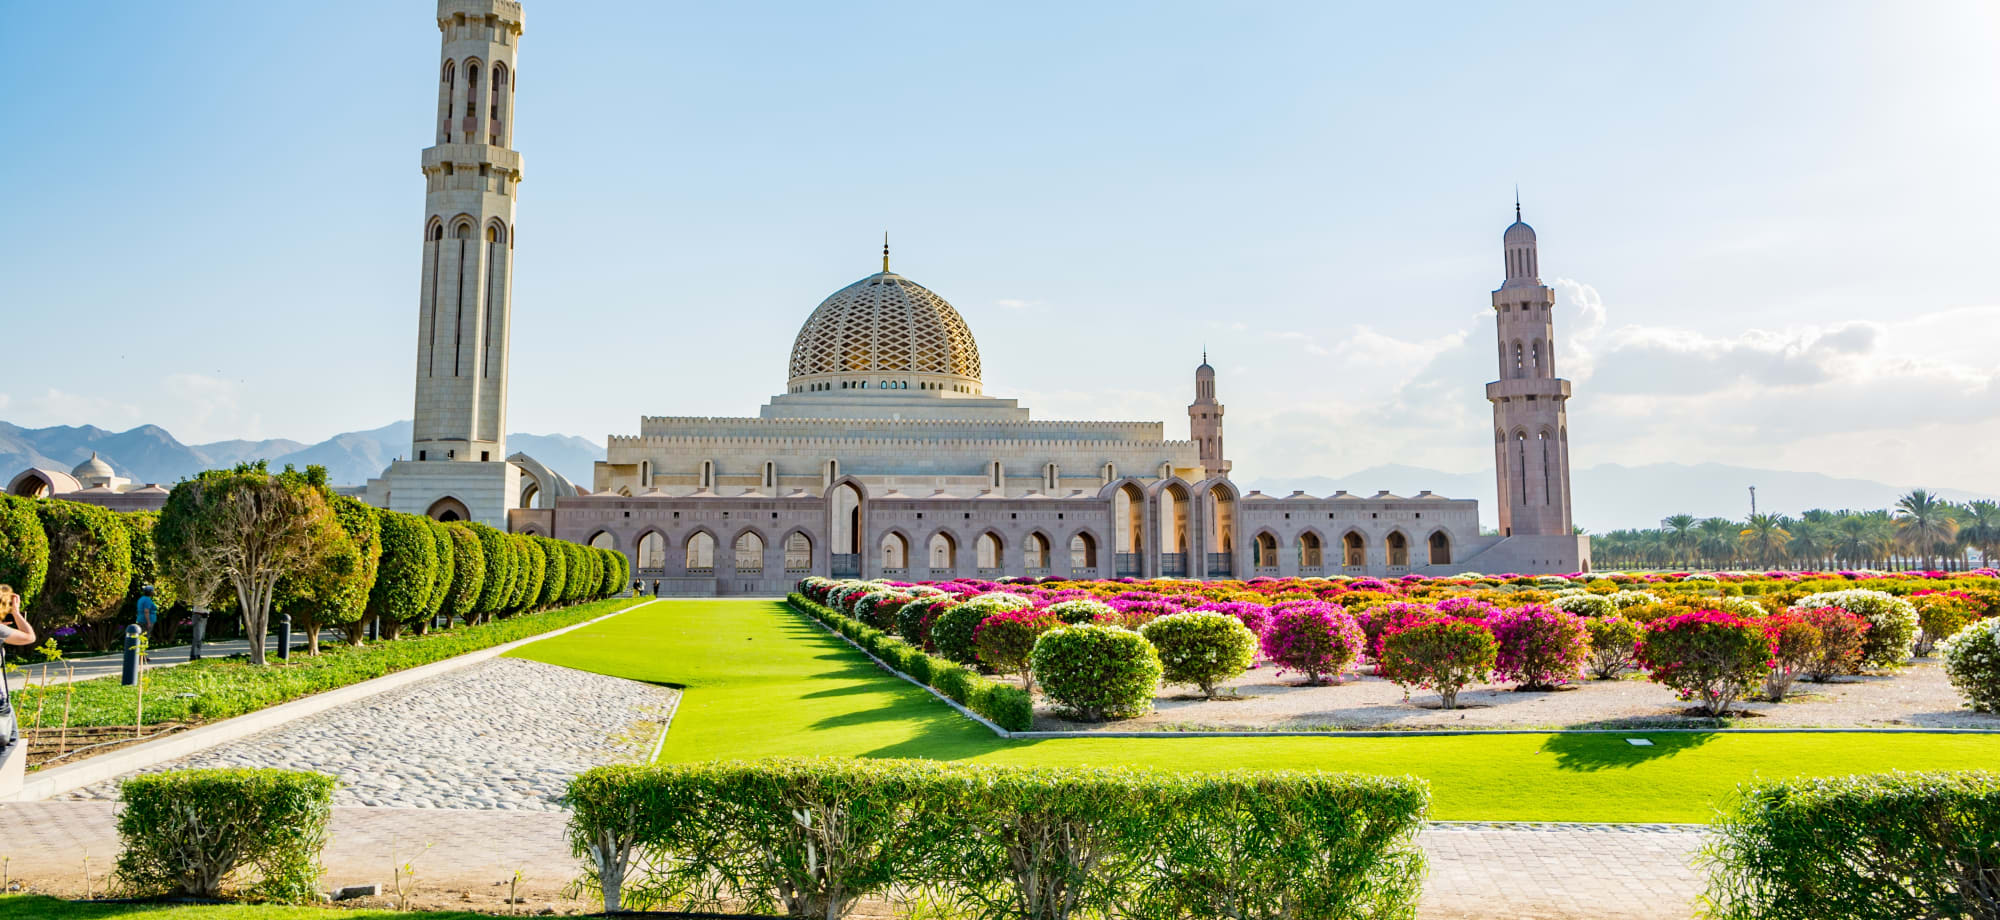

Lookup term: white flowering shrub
[1535,575,1572,587]
[1551,593,1616,618]
[1682,573,1720,582]
[1939,618,2000,712]
[1608,590,1661,609]
[1796,589,1919,669]
[1712,596,1772,618]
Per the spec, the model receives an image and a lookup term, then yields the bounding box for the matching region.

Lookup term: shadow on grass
[1541,731,1718,771]
[0,895,495,919]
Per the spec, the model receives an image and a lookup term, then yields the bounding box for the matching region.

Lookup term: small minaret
[1189,351,1230,479]
[1486,200,1574,536]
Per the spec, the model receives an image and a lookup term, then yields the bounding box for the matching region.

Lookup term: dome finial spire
[1514,185,1521,222]
[882,232,890,273]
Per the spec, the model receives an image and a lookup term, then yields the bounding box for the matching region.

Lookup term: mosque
[81,0,1589,592]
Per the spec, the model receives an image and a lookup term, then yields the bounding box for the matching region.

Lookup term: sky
[3,0,1997,497]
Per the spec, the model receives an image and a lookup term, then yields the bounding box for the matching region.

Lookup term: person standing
[135,584,159,643]
[0,585,37,750]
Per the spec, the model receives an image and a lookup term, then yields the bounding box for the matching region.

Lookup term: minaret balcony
[422,144,523,174]
[1485,377,1570,402]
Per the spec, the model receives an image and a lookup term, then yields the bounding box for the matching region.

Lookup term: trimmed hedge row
[1702,770,2000,920]
[789,592,1033,732]
[567,758,1430,918]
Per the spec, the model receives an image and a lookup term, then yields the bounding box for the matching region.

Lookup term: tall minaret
[1189,352,1230,479]
[411,0,524,467]
[1486,202,1574,536]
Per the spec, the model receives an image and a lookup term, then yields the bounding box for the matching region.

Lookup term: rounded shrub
[1487,605,1589,689]
[1044,598,1115,625]
[1377,617,1497,709]
[1793,606,1870,682]
[1139,611,1258,699]
[1029,624,1162,721]
[1911,591,1980,656]
[0,493,49,608]
[1795,589,1918,669]
[1938,618,2000,712]
[896,595,956,650]
[851,589,906,631]
[1261,601,1365,686]
[1551,593,1615,618]
[973,607,1063,688]
[1584,614,1644,679]
[930,605,990,665]
[1634,610,1772,717]
[1608,590,1661,609]
[1760,611,1822,702]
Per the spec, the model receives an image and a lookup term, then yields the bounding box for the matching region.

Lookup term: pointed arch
[1150,477,1193,574]
[733,529,766,573]
[1068,531,1099,572]
[976,531,1005,572]
[1385,530,1411,567]
[684,529,717,572]
[879,529,912,572]
[1023,531,1052,571]
[586,530,617,552]
[1253,530,1280,568]
[1297,529,1325,570]
[927,531,959,572]
[1341,530,1367,567]
[1427,529,1453,565]
[425,495,471,522]
[636,529,668,570]
[780,529,815,573]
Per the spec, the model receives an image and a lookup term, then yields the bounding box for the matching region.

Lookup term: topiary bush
[1702,771,2000,920]
[930,604,990,666]
[0,493,49,609]
[1487,605,1589,690]
[1795,589,1918,670]
[1030,624,1162,721]
[1260,601,1365,686]
[1634,610,1772,717]
[1584,614,1643,679]
[1139,611,1258,699]
[973,607,1063,689]
[1551,593,1615,618]
[1044,597,1115,625]
[1792,605,1871,682]
[113,768,335,902]
[1377,617,1497,709]
[896,594,955,650]
[1938,618,2000,712]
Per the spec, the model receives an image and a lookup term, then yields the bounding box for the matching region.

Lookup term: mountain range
[6,420,1992,532]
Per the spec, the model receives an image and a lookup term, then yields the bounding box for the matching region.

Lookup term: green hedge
[114,768,335,903]
[567,758,1429,918]
[1702,770,2000,920]
[789,593,1033,732]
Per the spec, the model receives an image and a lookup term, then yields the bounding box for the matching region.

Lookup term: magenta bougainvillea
[1634,610,1773,716]
[1486,604,1589,690]
[1260,601,1365,686]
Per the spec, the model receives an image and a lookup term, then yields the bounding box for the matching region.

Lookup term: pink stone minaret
[1487,201,1574,536]
[1190,351,1230,479]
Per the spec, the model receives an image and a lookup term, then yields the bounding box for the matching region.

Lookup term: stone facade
[1488,204,1576,537]
[5,453,169,512]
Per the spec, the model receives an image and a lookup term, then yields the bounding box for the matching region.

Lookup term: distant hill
[1246,461,2000,533]
[0,420,604,489]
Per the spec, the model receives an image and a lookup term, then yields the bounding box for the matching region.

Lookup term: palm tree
[1956,500,2000,569]
[1894,490,1959,571]
[1787,518,1830,570]
[1696,517,1739,569]
[1661,514,1697,567]
[1738,514,1792,569]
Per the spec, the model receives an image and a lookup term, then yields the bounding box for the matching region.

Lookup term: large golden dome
[785,271,982,389]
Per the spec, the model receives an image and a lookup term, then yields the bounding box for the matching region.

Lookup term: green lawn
[0,898,494,920]
[510,598,2000,823]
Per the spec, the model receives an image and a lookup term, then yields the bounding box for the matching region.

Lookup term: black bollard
[121,624,142,686]
[189,609,207,661]
[278,614,292,661]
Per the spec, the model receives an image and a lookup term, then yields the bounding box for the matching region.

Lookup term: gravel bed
[1030,658,1997,732]
[64,657,675,810]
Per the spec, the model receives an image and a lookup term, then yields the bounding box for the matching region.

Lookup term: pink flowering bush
[1260,602,1365,686]
[1487,605,1589,690]
[974,607,1063,690]
[1794,606,1870,682]
[1760,611,1822,702]
[1376,617,1498,710]
[1634,610,1773,717]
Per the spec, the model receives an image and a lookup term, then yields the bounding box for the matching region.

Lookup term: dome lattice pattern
[787,272,981,382]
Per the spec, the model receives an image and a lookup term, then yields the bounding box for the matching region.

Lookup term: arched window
[1428,531,1452,565]
[1539,431,1552,505]
[784,533,813,571]
[1024,533,1050,570]
[1044,462,1059,492]
[1069,532,1098,570]
[989,461,1003,490]
[638,532,666,569]
[929,533,956,570]
[1531,340,1542,375]
[881,532,909,570]
[587,531,615,551]
[1102,462,1117,485]
[1513,341,1525,377]
[465,62,481,117]
[1386,532,1410,567]
[822,459,839,488]
[1342,532,1366,567]
[976,533,1003,570]
[1254,533,1279,567]
[1298,532,1323,568]
[699,460,716,491]
[1516,432,1530,505]
[735,532,764,573]
[638,460,651,487]
[761,461,777,491]
[685,532,715,571]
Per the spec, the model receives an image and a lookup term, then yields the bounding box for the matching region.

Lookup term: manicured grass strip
[510,599,2000,823]
[14,598,643,729]
[0,896,498,919]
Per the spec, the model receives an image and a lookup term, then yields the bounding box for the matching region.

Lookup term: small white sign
[1626,738,1654,747]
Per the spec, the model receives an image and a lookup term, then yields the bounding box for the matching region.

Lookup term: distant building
[5,452,170,512]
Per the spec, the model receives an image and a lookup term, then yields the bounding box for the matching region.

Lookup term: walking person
[135,584,160,644]
[0,585,37,751]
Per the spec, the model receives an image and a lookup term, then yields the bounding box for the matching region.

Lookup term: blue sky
[3,0,1997,494]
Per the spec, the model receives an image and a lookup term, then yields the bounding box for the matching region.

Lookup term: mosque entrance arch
[1111,482,1144,577]
[426,496,471,522]
[828,481,863,577]
[1157,482,1190,577]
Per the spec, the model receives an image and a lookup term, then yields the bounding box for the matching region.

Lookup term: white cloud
[995,298,1036,310]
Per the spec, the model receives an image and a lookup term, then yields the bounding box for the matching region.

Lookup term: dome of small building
[786,270,982,389]
[72,451,114,481]
[1504,219,1536,245]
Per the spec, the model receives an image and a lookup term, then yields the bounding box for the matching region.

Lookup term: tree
[274,487,381,655]
[1661,514,1697,567]
[1958,500,2000,569]
[440,524,486,626]
[0,493,50,609]
[1737,514,1792,570]
[466,523,514,625]
[1696,517,1740,569]
[423,519,455,625]
[118,511,182,645]
[536,536,568,606]
[508,535,544,614]
[35,499,136,650]
[156,463,337,666]
[367,511,439,642]
[1894,489,1958,571]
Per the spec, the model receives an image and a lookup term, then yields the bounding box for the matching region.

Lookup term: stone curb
[786,602,1015,736]
[1,599,659,803]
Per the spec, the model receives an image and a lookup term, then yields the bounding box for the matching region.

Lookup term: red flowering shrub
[1260,602,1365,686]
[1377,617,1497,709]
[1794,606,1870,682]
[1634,610,1772,716]
[1760,611,1822,701]
[1487,605,1589,690]
[974,607,1063,689]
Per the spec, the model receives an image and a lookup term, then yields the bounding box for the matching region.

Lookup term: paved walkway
[6,630,342,690]
[0,803,1704,918]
